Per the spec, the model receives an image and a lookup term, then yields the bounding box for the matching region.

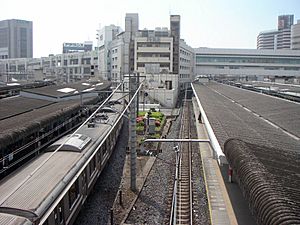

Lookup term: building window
[89,156,96,177]
[20,27,28,57]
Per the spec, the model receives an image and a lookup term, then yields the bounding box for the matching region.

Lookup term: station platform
[192,97,256,225]
[192,98,238,225]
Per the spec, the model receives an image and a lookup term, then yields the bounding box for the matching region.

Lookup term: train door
[54,200,65,225]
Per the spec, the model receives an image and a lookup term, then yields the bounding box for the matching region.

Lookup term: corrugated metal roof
[205,82,300,137]
[0,97,97,149]
[22,80,110,98]
[0,97,53,121]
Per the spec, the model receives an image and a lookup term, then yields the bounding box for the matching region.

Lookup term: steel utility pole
[129,75,137,191]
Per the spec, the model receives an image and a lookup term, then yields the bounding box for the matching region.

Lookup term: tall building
[257,15,294,50]
[278,15,294,30]
[96,25,122,81]
[179,39,194,89]
[291,20,300,50]
[97,25,121,48]
[0,19,33,59]
[99,14,192,90]
[125,13,139,73]
[170,15,180,74]
[134,27,173,74]
[257,30,279,50]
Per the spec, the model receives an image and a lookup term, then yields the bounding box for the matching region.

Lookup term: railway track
[125,91,209,224]
[170,92,194,225]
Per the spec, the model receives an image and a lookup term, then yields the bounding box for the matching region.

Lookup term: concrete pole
[129,76,137,191]
[136,72,140,117]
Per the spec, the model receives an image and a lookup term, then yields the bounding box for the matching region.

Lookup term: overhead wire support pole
[129,75,137,191]
[129,77,144,191]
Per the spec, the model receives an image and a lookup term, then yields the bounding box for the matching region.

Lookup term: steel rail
[188,103,193,225]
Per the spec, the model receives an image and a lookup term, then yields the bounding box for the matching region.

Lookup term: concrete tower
[170,15,180,74]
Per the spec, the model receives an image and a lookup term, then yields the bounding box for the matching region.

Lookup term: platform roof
[0,97,53,120]
[22,79,110,98]
[193,82,300,152]
[0,97,97,150]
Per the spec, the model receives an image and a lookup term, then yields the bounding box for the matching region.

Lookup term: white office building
[0,19,33,59]
[96,25,122,81]
[257,15,294,50]
[291,20,300,50]
[195,48,300,79]
[134,28,173,74]
[179,39,195,89]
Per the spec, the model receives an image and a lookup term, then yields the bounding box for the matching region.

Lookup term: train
[0,97,125,225]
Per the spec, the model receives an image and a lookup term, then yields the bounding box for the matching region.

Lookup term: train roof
[0,103,123,221]
[0,151,81,214]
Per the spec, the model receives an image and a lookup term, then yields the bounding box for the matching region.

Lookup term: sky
[1,0,300,58]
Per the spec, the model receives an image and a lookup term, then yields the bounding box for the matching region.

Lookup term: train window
[110,134,114,150]
[103,140,108,154]
[97,148,102,163]
[89,156,96,177]
[54,212,58,225]
[68,180,79,209]
[59,206,63,224]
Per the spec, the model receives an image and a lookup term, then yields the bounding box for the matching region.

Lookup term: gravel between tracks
[190,106,210,225]
[126,102,210,224]
[125,115,179,224]
[73,101,210,225]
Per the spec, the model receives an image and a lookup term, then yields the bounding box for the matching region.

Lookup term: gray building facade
[291,20,300,50]
[0,19,33,59]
